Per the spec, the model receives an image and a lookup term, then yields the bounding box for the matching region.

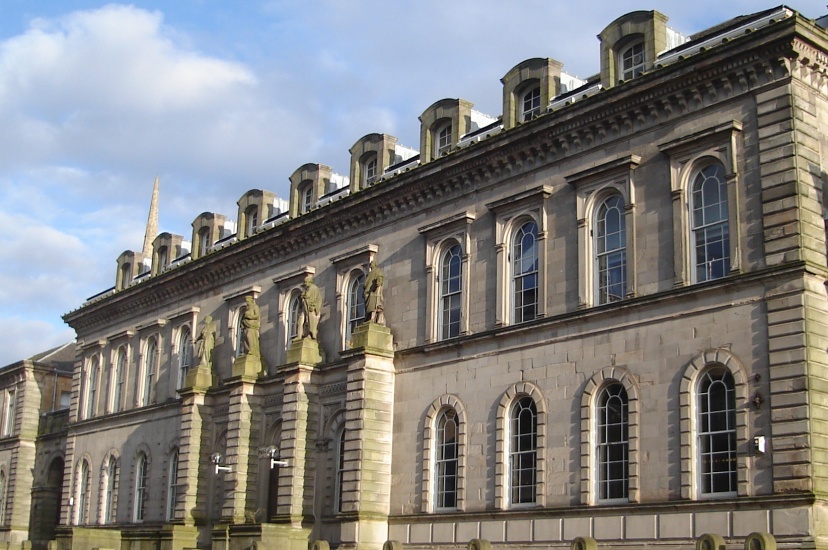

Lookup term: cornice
[64,17,815,336]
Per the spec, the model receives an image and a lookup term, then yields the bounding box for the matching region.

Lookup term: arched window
[439,244,462,340]
[113,348,126,413]
[142,339,158,407]
[166,451,179,521]
[692,163,730,282]
[596,384,628,502]
[2,389,15,436]
[435,409,458,510]
[75,460,90,525]
[134,453,148,522]
[245,205,259,237]
[287,290,302,344]
[120,262,133,288]
[619,40,645,81]
[334,429,346,513]
[177,327,192,390]
[512,221,538,323]
[300,182,313,214]
[435,121,452,157]
[697,368,736,496]
[363,156,378,186]
[345,273,365,346]
[509,396,537,505]
[234,307,246,358]
[156,246,169,272]
[0,471,6,526]
[86,357,99,419]
[521,86,541,121]
[102,456,118,524]
[595,194,627,304]
[198,227,211,258]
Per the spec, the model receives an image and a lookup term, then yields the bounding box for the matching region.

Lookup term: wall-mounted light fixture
[266,445,288,469]
[211,452,232,474]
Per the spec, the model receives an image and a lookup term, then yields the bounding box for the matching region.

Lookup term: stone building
[56,5,828,550]
[0,344,74,549]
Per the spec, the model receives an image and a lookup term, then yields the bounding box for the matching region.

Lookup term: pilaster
[177,389,211,528]
[221,376,260,523]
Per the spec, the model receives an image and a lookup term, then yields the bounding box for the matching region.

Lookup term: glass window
[345,273,366,346]
[245,206,259,237]
[510,396,537,505]
[157,246,168,271]
[512,221,539,323]
[620,41,645,81]
[86,358,98,419]
[597,384,628,502]
[522,86,541,121]
[334,429,346,513]
[300,183,313,214]
[120,262,132,287]
[134,454,148,522]
[595,195,627,304]
[0,471,6,525]
[2,389,15,435]
[439,244,462,340]
[178,328,192,390]
[198,227,211,257]
[698,368,737,496]
[364,156,378,186]
[435,409,459,510]
[692,163,730,282]
[436,122,452,157]
[287,290,302,344]
[142,339,157,407]
[113,348,126,413]
[76,460,90,524]
[167,451,179,521]
[102,456,118,524]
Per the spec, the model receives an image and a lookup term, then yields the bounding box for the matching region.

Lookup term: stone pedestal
[231,354,263,378]
[349,322,393,355]
[184,363,216,391]
[286,337,324,365]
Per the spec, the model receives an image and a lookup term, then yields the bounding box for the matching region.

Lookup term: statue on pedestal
[364,261,385,325]
[242,295,261,357]
[299,275,321,339]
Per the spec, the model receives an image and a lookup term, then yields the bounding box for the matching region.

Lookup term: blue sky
[0,0,825,365]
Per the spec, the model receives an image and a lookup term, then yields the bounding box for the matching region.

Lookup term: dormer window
[245,205,259,237]
[364,156,378,186]
[619,41,645,81]
[197,227,210,257]
[120,263,132,288]
[156,246,168,272]
[299,183,313,214]
[435,122,452,157]
[521,87,541,122]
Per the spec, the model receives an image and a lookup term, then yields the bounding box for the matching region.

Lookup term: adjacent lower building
[48,5,828,550]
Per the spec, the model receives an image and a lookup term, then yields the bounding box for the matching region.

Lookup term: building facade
[55,6,828,550]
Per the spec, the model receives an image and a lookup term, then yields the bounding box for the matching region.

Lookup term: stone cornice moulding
[486,185,554,213]
[106,329,136,343]
[330,244,379,266]
[272,266,315,288]
[565,154,642,188]
[79,339,107,351]
[135,318,168,332]
[167,306,201,322]
[418,211,476,236]
[64,22,806,335]
[222,285,262,302]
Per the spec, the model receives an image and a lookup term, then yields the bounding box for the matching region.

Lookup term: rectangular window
[2,390,14,436]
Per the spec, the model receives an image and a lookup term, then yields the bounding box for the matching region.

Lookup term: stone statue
[195,315,216,368]
[364,261,385,325]
[299,274,321,339]
[242,295,261,357]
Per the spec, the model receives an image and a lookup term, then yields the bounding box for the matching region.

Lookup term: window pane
[440,245,462,339]
[692,164,730,282]
[597,384,628,501]
[513,222,539,324]
[698,369,737,495]
[596,195,626,304]
[510,397,537,505]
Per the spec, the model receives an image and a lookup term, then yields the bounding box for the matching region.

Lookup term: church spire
[141,176,159,257]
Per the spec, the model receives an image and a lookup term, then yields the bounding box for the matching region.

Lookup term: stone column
[340,323,395,550]
[221,376,260,523]
[177,387,212,530]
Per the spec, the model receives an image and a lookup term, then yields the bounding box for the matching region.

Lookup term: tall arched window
[521,86,541,121]
[334,429,346,513]
[596,384,628,502]
[619,40,645,81]
[134,453,148,522]
[102,456,118,524]
[439,244,462,340]
[345,273,365,346]
[509,396,537,505]
[435,409,458,510]
[435,121,452,157]
[0,471,6,526]
[692,163,730,282]
[363,156,378,186]
[75,460,90,525]
[86,357,99,419]
[697,368,736,496]
[198,227,211,257]
[512,221,538,323]
[156,246,169,273]
[166,451,179,521]
[595,194,627,304]
[300,183,313,214]
[113,348,126,413]
[245,205,259,237]
[287,290,302,344]
[177,327,192,389]
[142,338,158,407]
